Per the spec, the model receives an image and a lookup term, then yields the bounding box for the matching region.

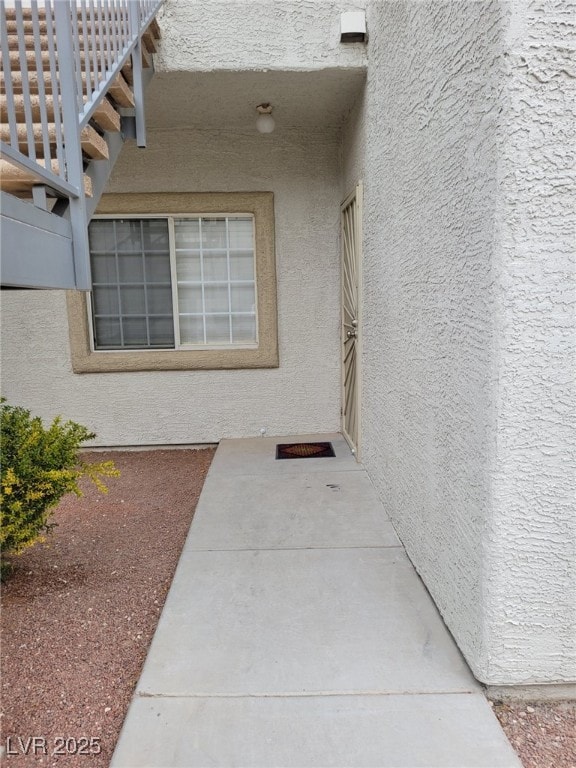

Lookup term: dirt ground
[1,447,574,767]
[1,448,215,766]
[493,699,576,768]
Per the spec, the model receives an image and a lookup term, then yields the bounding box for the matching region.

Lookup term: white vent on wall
[340,11,367,43]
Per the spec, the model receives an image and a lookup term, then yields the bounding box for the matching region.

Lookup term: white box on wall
[340,11,367,43]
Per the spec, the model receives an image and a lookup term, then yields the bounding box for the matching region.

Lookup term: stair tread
[6,32,158,57]
[0,158,93,197]
[1,71,135,108]
[0,123,109,161]
[7,47,151,73]
[0,93,121,133]
[4,6,161,37]
[106,74,135,107]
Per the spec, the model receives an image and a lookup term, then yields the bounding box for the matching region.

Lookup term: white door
[341,183,362,457]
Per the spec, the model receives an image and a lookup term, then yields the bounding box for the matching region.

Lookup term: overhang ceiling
[145,69,367,132]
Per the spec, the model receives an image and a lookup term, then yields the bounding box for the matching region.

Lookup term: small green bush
[0,400,119,557]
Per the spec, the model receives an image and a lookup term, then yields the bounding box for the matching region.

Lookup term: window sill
[65,300,279,373]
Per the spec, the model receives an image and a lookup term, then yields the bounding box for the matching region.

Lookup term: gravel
[2,446,574,767]
[1,448,214,766]
[493,700,576,768]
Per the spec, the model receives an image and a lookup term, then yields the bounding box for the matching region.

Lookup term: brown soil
[493,700,576,768]
[1,448,215,767]
[1,446,574,768]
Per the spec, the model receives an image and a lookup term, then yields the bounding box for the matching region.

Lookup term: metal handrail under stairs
[0,0,163,289]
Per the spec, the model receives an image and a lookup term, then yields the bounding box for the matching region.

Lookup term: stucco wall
[340,88,366,197]
[486,0,576,683]
[0,127,342,445]
[356,0,575,685]
[358,0,502,679]
[155,0,366,73]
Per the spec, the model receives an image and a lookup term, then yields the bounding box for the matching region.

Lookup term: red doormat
[275,442,336,460]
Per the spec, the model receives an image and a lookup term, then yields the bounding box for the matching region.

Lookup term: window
[67,192,278,372]
[89,216,257,350]
[90,218,175,349]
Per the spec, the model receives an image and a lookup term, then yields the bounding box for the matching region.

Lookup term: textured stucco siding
[340,88,366,197]
[486,0,576,683]
[0,128,342,445]
[359,0,503,680]
[357,0,575,685]
[156,0,366,73]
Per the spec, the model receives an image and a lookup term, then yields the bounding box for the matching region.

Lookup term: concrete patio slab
[112,693,521,768]
[207,434,362,477]
[111,434,521,768]
[189,470,401,550]
[136,547,477,696]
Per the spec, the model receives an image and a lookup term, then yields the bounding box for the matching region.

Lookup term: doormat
[275,442,336,460]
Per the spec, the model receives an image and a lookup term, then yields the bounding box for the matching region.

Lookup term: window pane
[231,284,255,312]
[203,252,228,281]
[176,252,201,281]
[142,219,169,250]
[90,214,260,352]
[94,317,122,347]
[148,316,175,347]
[122,317,148,346]
[179,315,204,344]
[89,221,116,252]
[178,286,203,313]
[204,285,229,313]
[114,220,143,252]
[175,219,200,249]
[93,286,119,315]
[120,286,146,315]
[231,314,256,343]
[206,315,231,344]
[145,253,172,282]
[229,251,255,280]
[147,285,173,314]
[228,218,253,250]
[91,253,117,283]
[201,219,227,249]
[118,253,144,283]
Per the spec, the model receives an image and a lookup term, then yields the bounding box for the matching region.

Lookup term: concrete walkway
[112,434,521,768]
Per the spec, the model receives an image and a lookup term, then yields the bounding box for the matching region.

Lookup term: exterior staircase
[0,0,163,289]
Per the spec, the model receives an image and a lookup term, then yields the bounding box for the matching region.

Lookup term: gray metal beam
[84,129,126,221]
[54,0,91,291]
[0,192,76,289]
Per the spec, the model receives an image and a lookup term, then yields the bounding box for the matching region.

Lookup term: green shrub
[0,400,119,557]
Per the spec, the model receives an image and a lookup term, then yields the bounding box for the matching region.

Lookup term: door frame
[340,181,363,460]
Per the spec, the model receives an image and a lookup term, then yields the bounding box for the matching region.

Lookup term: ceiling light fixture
[255,103,275,134]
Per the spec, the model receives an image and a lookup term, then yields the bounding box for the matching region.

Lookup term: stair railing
[0,0,163,289]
